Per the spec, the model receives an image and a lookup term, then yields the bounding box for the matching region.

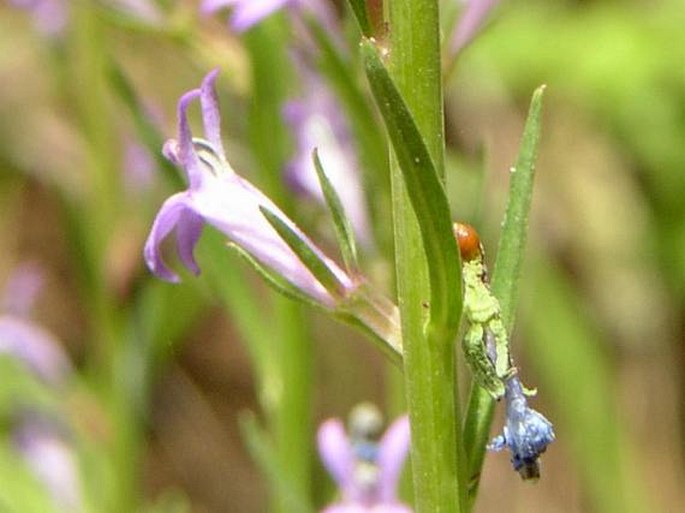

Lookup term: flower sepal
[260,205,350,300]
[311,148,359,274]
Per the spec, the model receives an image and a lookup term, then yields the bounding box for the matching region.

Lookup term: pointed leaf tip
[312,148,359,273]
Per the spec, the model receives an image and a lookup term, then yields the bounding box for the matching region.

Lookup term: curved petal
[176,89,204,189]
[199,69,225,155]
[318,419,355,495]
[377,415,411,503]
[176,209,204,276]
[144,192,195,282]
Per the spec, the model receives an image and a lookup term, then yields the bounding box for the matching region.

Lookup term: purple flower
[144,69,354,308]
[488,377,555,480]
[13,414,83,513]
[284,75,371,246]
[449,0,501,56]
[9,0,68,37]
[201,0,335,33]
[318,405,413,512]
[0,268,81,509]
[0,264,71,385]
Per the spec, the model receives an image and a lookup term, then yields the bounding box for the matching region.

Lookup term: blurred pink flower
[318,406,412,512]
[201,0,336,32]
[284,73,371,246]
[9,0,68,37]
[1,267,81,510]
[449,0,501,56]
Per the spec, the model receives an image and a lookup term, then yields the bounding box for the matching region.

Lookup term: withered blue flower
[488,378,555,480]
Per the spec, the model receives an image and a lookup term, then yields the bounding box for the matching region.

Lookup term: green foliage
[312,149,358,272]
[361,38,462,334]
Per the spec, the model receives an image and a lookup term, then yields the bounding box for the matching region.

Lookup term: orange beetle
[452,222,482,262]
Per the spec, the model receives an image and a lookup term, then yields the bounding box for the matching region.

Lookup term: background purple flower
[0,264,71,384]
[9,0,68,37]
[0,266,81,509]
[318,406,413,512]
[449,0,501,56]
[284,75,372,247]
[13,414,83,513]
[201,0,336,33]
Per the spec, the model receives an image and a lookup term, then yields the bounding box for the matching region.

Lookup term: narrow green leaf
[491,85,546,326]
[462,85,545,509]
[259,206,346,298]
[361,38,461,332]
[345,0,372,36]
[312,148,359,272]
[227,243,324,310]
[239,413,315,513]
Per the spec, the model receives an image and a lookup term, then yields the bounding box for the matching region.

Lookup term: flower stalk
[386,1,466,511]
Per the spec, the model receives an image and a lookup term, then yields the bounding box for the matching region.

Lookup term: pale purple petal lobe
[450,0,500,55]
[177,89,204,188]
[0,317,71,385]
[229,0,291,31]
[318,419,355,494]
[200,68,225,154]
[144,193,193,282]
[377,415,411,503]
[175,209,205,276]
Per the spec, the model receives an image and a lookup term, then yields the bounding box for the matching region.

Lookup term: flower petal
[199,69,225,155]
[175,209,205,276]
[0,317,71,385]
[175,89,205,189]
[318,419,355,495]
[192,173,348,305]
[229,0,291,32]
[377,415,410,502]
[450,0,500,55]
[144,192,195,282]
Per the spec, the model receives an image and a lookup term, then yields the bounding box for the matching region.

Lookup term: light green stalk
[386,2,466,512]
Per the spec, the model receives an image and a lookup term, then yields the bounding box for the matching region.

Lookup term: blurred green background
[0,0,683,512]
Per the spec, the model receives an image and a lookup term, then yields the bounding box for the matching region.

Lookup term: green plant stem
[387,2,465,512]
[70,5,141,513]
[245,19,312,512]
[272,297,312,512]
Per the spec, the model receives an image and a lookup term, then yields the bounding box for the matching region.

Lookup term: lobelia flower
[488,377,555,480]
[201,0,336,33]
[0,265,82,511]
[0,264,71,385]
[8,0,68,37]
[318,404,413,513]
[13,413,83,513]
[144,69,354,308]
[449,0,501,56]
[284,70,372,246]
